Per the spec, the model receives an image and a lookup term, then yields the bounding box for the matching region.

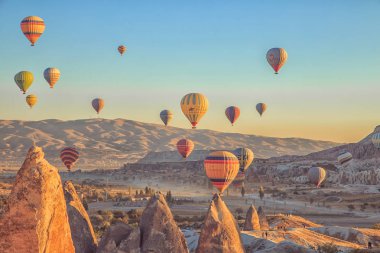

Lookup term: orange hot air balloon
[44,68,60,88]
[204,151,240,194]
[176,139,194,158]
[92,98,104,114]
[225,106,240,126]
[118,45,127,55]
[26,94,37,108]
[20,16,45,46]
[60,147,79,171]
[308,167,326,188]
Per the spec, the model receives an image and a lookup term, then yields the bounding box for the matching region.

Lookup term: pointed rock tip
[27,145,44,161]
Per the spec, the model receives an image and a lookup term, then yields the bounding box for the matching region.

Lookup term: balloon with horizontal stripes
[20,16,45,46]
[234,148,254,173]
[256,103,267,117]
[337,151,352,165]
[160,110,173,126]
[92,98,105,114]
[44,68,61,88]
[60,147,79,171]
[372,132,380,149]
[204,151,240,194]
[14,71,34,94]
[26,94,37,108]
[225,106,240,126]
[118,45,127,55]
[307,167,326,188]
[232,171,245,188]
[266,48,288,74]
[176,139,194,158]
[180,93,208,129]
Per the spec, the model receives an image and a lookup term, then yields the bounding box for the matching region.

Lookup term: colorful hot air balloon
[225,106,240,126]
[372,133,380,149]
[14,71,34,94]
[180,93,208,129]
[308,167,326,188]
[337,151,353,165]
[256,103,267,117]
[20,16,45,46]
[92,98,104,114]
[266,48,288,74]
[60,147,79,171]
[160,110,173,126]
[176,139,194,158]
[118,45,127,55]
[43,68,60,88]
[26,94,37,108]
[204,151,240,194]
[232,171,246,188]
[234,148,254,173]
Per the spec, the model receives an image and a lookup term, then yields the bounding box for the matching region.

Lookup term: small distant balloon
[92,98,104,114]
[14,71,34,94]
[372,133,380,149]
[225,106,240,126]
[26,94,37,108]
[118,45,127,55]
[232,171,245,188]
[256,103,267,117]
[266,48,288,74]
[180,93,208,129]
[20,16,45,46]
[176,139,194,159]
[337,151,352,165]
[308,167,326,188]
[44,68,61,88]
[60,147,79,171]
[160,110,173,126]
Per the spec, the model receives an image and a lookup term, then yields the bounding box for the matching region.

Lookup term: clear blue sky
[0,0,379,142]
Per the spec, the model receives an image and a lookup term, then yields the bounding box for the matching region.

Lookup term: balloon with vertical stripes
[26,94,37,108]
[160,110,173,126]
[44,68,61,88]
[234,147,254,173]
[176,139,194,158]
[372,132,380,149]
[180,93,208,129]
[266,48,288,74]
[92,98,105,114]
[20,16,45,46]
[256,103,267,117]
[14,71,34,94]
[225,106,240,126]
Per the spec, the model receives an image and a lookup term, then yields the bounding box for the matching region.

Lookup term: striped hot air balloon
[14,71,34,94]
[118,45,127,55]
[176,139,194,158]
[225,106,240,126]
[60,147,79,171]
[26,94,37,108]
[232,171,246,188]
[256,103,267,117]
[160,110,173,126]
[266,48,288,74]
[234,148,254,173]
[337,151,353,165]
[180,93,208,129]
[372,132,380,149]
[204,151,240,194]
[20,16,45,46]
[92,98,104,114]
[44,68,61,88]
[307,167,326,188]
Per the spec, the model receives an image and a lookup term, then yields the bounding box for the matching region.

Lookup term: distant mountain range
[0,118,340,170]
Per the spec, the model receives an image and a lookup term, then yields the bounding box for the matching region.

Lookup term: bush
[372,223,380,230]
[317,243,339,253]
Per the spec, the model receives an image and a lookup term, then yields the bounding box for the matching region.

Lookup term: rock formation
[244,204,261,231]
[0,145,75,253]
[258,206,269,230]
[64,181,98,253]
[196,194,244,253]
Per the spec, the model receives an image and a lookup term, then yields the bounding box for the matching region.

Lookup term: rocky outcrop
[196,194,244,253]
[64,181,97,253]
[0,145,75,253]
[258,206,269,230]
[244,204,261,231]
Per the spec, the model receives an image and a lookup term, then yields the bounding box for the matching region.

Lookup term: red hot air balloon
[60,147,79,171]
[225,106,240,126]
[176,139,194,158]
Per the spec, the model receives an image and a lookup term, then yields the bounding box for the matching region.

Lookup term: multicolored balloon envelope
[176,139,194,158]
[180,93,208,129]
[256,103,267,117]
[14,71,34,94]
[225,106,240,126]
[204,151,240,194]
[92,98,105,114]
[307,166,326,188]
[234,147,254,173]
[118,45,127,55]
[372,132,380,149]
[337,151,352,165]
[26,94,37,108]
[266,48,288,74]
[160,110,173,126]
[44,68,61,88]
[60,147,79,171]
[20,16,45,46]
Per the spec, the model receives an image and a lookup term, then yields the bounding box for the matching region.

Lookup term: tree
[166,191,173,203]
[235,207,244,216]
[241,186,246,197]
[309,197,314,205]
[135,190,139,197]
[82,199,89,211]
[347,204,355,212]
[139,190,144,196]
[145,186,149,195]
[259,186,265,200]
[128,186,132,196]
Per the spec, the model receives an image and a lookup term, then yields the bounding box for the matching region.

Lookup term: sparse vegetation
[316,242,339,253]
[259,186,265,200]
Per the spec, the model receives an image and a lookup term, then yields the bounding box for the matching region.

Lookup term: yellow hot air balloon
[44,68,61,88]
[14,71,34,94]
[180,93,208,129]
[26,94,37,108]
[266,48,288,74]
[20,16,45,46]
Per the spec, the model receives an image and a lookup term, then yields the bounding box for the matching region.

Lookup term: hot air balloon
[337,151,353,165]
[308,167,326,188]
[14,71,34,94]
[160,110,173,126]
[225,106,240,126]
[43,68,60,88]
[372,133,380,149]
[92,98,104,114]
[266,48,288,74]
[118,45,127,55]
[180,93,208,129]
[60,147,79,171]
[26,94,37,108]
[20,16,45,46]
[234,148,254,173]
[204,151,240,194]
[256,103,267,117]
[232,171,245,188]
[176,139,194,158]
